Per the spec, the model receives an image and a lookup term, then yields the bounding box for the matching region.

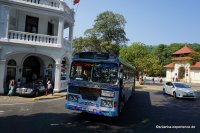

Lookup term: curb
[32,95,66,101]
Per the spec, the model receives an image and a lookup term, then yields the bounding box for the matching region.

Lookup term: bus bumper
[65,102,118,117]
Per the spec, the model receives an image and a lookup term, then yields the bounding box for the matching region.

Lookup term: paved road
[0,87,200,133]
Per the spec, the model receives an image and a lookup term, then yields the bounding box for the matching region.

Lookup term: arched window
[179,67,185,79]
[7,59,16,66]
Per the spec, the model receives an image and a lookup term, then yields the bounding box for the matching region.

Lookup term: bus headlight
[101,90,115,98]
[68,94,79,102]
[101,99,113,108]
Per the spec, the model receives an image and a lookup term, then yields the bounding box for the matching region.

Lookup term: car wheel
[35,90,39,97]
[163,88,166,94]
[173,92,177,98]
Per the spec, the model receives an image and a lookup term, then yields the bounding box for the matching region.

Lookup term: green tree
[154,44,171,76]
[188,43,200,51]
[120,43,147,77]
[190,52,200,64]
[73,37,101,53]
[84,11,128,55]
[168,43,184,53]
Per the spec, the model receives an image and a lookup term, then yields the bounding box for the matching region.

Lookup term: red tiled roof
[173,45,197,55]
[171,57,192,61]
[190,61,200,69]
[164,63,174,69]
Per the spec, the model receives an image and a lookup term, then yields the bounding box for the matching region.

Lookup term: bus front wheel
[118,97,125,115]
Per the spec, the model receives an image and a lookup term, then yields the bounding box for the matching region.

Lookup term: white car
[163,82,196,99]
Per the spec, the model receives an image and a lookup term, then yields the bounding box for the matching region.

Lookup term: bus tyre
[119,100,124,113]
[132,86,135,94]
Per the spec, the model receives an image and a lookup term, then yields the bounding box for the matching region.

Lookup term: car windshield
[70,61,118,84]
[174,83,190,88]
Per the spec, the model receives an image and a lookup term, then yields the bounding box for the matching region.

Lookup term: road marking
[0,110,5,115]
[50,123,64,126]
[0,97,65,106]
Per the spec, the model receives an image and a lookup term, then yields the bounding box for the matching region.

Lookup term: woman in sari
[8,80,15,96]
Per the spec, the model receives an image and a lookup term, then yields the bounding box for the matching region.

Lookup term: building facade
[0,0,74,94]
[164,45,200,83]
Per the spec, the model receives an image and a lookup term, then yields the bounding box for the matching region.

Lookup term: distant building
[0,0,74,94]
[164,45,200,83]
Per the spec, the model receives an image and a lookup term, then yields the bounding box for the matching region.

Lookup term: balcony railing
[20,0,61,9]
[11,0,74,21]
[8,30,58,45]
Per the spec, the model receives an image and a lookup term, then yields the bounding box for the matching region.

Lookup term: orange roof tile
[173,45,197,55]
[190,61,200,69]
[164,63,174,69]
[171,57,192,61]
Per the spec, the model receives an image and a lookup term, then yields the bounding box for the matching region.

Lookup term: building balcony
[8,30,57,46]
[8,0,74,21]
[13,0,67,10]
[5,30,71,49]
[19,0,61,8]
[7,0,74,19]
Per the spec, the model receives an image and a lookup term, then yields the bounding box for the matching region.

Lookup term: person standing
[152,77,155,84]
[8,80,15,96]
[47,79,53,96]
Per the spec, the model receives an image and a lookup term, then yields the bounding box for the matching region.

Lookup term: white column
[57,17,64,45]
[0,4,9,39]
[0,60,6,94]
[69,25,74,42]
[54,63,61,92]
[69,24,74,50]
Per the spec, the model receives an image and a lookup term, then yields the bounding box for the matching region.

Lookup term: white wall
[190,70,200,83]
[166,69,172,81]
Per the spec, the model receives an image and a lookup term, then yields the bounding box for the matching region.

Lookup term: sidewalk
[0,92,66,105]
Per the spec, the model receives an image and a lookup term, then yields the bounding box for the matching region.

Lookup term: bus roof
[72,52,135,70]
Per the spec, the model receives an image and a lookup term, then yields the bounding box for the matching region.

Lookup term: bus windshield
[70,61,118,84]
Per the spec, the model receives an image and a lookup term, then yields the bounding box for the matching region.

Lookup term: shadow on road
[0,90,200,133]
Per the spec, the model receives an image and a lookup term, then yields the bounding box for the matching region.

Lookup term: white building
[164,45,200,83]
[0,0,74,94]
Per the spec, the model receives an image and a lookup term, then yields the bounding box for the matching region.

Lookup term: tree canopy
[120,42,161,78]
[73,11,128,55]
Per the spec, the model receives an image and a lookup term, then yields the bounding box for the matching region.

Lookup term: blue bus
[65,52,135,117]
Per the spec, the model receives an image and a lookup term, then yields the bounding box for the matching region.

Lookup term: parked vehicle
[163,82,196,99]
[16,80,46,97]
